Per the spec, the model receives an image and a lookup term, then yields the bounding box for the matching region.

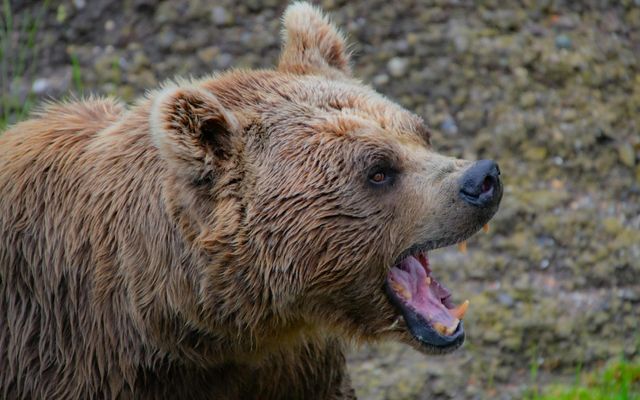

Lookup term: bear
[0,3,502,399]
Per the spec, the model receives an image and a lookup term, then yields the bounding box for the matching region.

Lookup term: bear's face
[151,3,502,356]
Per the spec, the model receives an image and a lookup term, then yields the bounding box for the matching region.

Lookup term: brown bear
[0,3,502,399]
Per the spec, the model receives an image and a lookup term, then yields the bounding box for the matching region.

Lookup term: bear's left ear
[277,2,352,78]
[150,85,241,184]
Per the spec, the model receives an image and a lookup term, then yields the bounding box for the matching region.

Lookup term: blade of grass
[70,52,82,92]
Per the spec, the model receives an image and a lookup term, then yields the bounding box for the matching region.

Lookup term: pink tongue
[388,257,459,330]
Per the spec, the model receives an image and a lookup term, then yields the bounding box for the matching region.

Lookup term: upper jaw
[392,226,482,266]
[393,237,461,266]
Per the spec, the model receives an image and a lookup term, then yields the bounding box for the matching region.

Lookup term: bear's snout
[459,159,502,209]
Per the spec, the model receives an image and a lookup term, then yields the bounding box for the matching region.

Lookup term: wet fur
[0,3,488,399]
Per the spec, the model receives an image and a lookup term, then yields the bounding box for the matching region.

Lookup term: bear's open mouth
[385,251,468,350]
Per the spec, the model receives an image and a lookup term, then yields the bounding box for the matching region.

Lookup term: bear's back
[0,97,165,399]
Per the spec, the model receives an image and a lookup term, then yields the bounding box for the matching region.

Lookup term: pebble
[387,57,409,78]
[372,74,389,86]
[555,34,573,50]
[440,115,459,135]
[197,46,219,65]
[519,92,537,108]
[497,292,515,307]
[211,6,232,27]
[157,30,177,50]
[216,53,234,69]
[618,144,636,167]
[31,78,49,94]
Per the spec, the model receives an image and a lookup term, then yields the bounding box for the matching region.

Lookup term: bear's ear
[277,2,352,78]
[150,86,241,184]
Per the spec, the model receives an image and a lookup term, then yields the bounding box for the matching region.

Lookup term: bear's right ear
[150,86,241,184]
[278,2,352,78]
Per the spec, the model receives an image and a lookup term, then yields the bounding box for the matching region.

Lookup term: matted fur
[0,3,497,399]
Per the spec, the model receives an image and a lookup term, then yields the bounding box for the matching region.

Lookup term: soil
[3,0,639,398]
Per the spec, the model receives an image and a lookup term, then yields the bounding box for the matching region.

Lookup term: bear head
[149,2,502,359]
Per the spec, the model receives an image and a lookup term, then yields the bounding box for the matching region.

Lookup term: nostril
[480,175,495,194]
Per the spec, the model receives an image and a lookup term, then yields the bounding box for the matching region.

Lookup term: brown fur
[0,3,493,399]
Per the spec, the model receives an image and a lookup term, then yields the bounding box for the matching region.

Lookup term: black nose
[459,160,501,208]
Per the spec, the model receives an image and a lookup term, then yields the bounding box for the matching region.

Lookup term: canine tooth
[445,320,459,336]
[450,300,469,319]
[483,224,490,233]
[424,276,432,285]
[433,322,448,336]
[458,241,467,253]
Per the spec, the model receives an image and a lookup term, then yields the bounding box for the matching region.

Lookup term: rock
[154,2,179,24]
[130,52,150,73]
[211,6,233,27]
[524,146,547,161]
[497,292,515,307]
[157,30,177,51]
[519,92,537,108]
[134,70,156,88]
[372,74,389,86]
[555,34,573,50]
[441,115,459,135]
[32,78,50,95]
[387,57,409,78]
[215,53,234,70]
[513,66,529,83]
[197,46,219,65]
[618,143,636,167]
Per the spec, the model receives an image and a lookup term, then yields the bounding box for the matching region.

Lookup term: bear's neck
[132,168,317,366]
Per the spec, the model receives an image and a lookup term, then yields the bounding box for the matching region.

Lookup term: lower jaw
[384,282,465,353]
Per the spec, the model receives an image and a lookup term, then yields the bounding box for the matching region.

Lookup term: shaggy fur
[0,3,495,399]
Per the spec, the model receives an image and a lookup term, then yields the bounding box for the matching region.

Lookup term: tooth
[445,320,460,336]
[391,282,411,300]
[450,300,469,319]
[424,276,432,285]
[433,322,448,336]
[483,224,490,233]
[458,241,467,253]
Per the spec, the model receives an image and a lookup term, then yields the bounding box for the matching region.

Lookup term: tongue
[388,256,462,336]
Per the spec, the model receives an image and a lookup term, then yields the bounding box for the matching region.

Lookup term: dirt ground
[3,0,640,398]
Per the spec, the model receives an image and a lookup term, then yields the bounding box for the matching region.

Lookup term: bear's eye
[371,172,386,183]
[367,165,396,187]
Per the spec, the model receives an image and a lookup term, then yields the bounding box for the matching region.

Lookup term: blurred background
[1,0,639,398]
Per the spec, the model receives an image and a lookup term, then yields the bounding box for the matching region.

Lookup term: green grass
[530,359,640,400]
[0,0,50,130]
[70,51,83,92]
